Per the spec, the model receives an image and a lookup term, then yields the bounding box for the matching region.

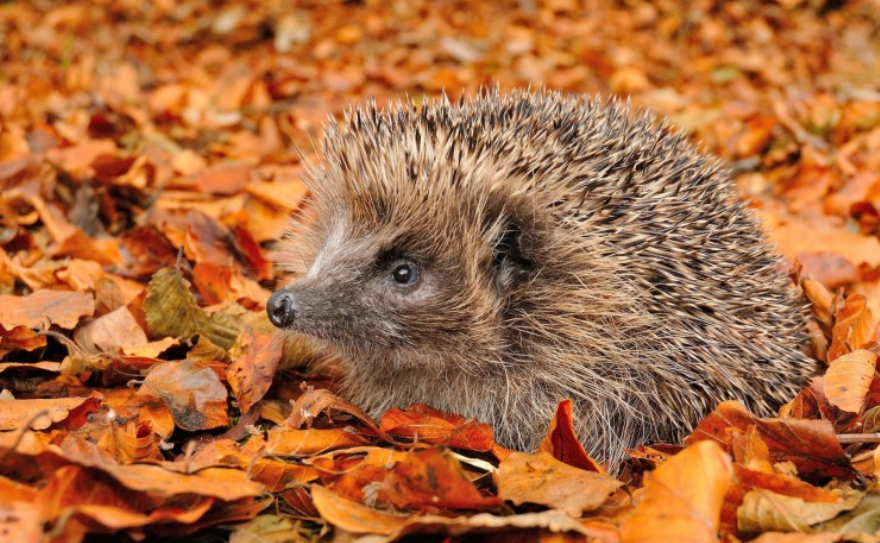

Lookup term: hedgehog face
[267,192,525,373]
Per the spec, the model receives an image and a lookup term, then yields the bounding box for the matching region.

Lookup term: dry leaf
[227,331,283,412]
[497,451,622,516]
[538,399,604,473]
[379,403,495,451]
[823,349,876,413]
[620,441,733,543]
[738,488,862,534]
[136,360,229,431]
[0,289,95,330]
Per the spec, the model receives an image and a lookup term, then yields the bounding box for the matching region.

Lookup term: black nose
[267,289,298,328]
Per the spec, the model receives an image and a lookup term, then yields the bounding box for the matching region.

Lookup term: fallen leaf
[73,306,148,355]
[823,349,876,413]
[0,289,94,330]
[620,441,733,543]
[738,487,862,534]
[538,399,604,473]
[755,418,854,481]
[227,331,283,412]
[310,484,409,536]
[0,393,102,431]
[143,267,239,349]
[497,451,622,516]
[829,294,874,360]
[136,360,229,431]
[379,403,495,451]
[265,426,371,456]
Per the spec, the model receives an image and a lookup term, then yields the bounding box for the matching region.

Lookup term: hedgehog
[267,88,817,467]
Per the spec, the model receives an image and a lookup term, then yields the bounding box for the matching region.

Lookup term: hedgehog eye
[390,262,419,286]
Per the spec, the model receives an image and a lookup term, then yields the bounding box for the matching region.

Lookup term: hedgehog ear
[491,222,533,282]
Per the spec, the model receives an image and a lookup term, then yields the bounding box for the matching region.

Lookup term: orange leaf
[797,253,857,289]
[379,403,495,451]
[829,293,874,360]
[0,393,102,431]
[0,501,42,542]
[313,448,500,511]
[374,448,501,510]
[823,349,876,413]
[538,399,604,473]
[265,426,371,456]
[310,484,409,536]
[101,464,263,501]
[685,400,756,448]
[734,466,841,504]
[0,289,94,330]
[227,331,283,413]
[754,418,853,481]
[496,451,622,516]
[287,388,396,443]
[136,361,229,431]
[191,164,251,196]
[73,306,148,355]
[96,421,163,464]
[620,441,733,543]
[0,324,47,357]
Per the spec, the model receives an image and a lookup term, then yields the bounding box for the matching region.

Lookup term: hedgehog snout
[267,289,300,328]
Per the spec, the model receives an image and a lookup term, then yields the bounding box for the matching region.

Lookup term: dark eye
[391,263,419,286]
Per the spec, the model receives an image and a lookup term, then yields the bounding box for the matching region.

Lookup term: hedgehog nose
[267,289,298,328]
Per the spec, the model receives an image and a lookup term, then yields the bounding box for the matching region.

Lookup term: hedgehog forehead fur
[274,88,815,467]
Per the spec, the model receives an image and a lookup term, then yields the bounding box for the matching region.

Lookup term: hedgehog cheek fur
[272,223,502,376]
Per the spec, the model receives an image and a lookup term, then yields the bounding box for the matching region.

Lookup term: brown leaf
[143,266,239,349]
[0,289,94,330]
[191,164,251,196]
[797,253,858,289]
[45,139,117,180]
[497,451,622,516]
[73,306,148,355]
[769,222,880,268]
[829,294,874,360]
[688,401,854,480]
[0,324,47,358]
[265,427,372,456]
[823,349,876,413]
[750,533,845,543]
[313,448,501,512]
[51,228,123,267]
[96,421,163,464]
[738,487,862,534]
[685,400,757,448]
[227,331,282,413]
[755,418,853,481]
[0,393,102,431]
[101,464,264,501]
[538,399,604,473]
[287,388,396,443]
[310,484,409,536]
[620,441,733,543]
[136,360,229,431]
[799,275,833,329]
[36,463,216,534]
[0,500,42,542]
[192,261,269,306]
[735,466,841,505]
[379,403,495,451]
